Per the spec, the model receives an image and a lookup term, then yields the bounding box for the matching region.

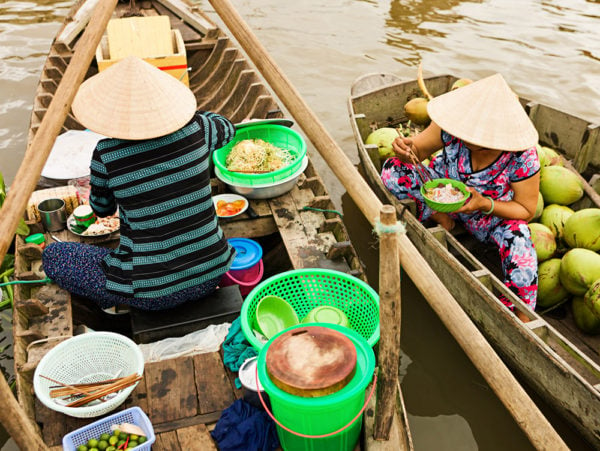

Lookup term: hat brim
[426,73,538,151]
[72,56,197,140]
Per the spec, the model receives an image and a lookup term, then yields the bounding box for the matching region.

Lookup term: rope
[0,277,52,288]
[372,219,406,236]
[301,206,343,218]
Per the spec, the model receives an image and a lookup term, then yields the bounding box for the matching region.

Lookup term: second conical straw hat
[72,56,197,140]
[426,73,538,151]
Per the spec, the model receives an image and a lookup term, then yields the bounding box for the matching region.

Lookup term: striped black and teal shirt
[89,111,236,299]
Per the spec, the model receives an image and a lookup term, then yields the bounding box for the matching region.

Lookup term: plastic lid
[229,238,263,270]
[25,233,45,245]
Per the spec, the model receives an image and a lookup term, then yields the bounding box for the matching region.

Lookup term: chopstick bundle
[42,373,142,407]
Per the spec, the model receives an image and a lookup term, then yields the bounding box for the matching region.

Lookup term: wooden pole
[0,0,118,261]
[0,378,48,450]
[208,1,568,449]
[374,205,402,440]
[0,0,118,447]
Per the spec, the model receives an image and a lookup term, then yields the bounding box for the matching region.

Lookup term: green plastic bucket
[257,323,376,451]
[212,124,307,186]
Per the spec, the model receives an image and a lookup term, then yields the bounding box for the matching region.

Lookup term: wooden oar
[0,0,118,449]
[209,1,568,449]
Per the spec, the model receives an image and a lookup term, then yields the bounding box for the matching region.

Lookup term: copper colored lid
[266,326,357,397]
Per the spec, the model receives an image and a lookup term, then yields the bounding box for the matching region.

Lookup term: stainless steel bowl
[214,157,308,199]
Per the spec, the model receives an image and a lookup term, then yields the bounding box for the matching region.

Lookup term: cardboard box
[96,17,189,86]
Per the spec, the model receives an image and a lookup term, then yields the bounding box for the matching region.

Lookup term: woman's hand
[391,136,418,163]
[456,187,493,215]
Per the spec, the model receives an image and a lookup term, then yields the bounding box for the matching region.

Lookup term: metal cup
[37,198,66,232]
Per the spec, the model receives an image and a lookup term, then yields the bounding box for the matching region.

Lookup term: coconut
[563,208,600,251]
[541,146,563,166]
[404,97,430,126]
[584,279,600,319]
[559,248,600,296]
[535,144,548,167]
[572,295,600,335]
[532,192,544,221]
[451,78,473,90]
[540,204,574,241]
[539,166,583,205]
[537,258,569,308]
[528,223,556,262]
[365,127,398,160]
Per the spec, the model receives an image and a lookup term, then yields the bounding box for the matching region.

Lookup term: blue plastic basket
[62,407,155,451]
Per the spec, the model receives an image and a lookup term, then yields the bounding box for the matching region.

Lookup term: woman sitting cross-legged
[42,57,236,311]
[381,74,540,322]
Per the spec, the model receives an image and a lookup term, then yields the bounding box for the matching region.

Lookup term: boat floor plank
[193,352,235,414]
[176,423,218,450]
[146,357,198,424]
[155,430,181,450]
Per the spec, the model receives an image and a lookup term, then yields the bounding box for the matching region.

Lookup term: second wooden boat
[348,72,600,447]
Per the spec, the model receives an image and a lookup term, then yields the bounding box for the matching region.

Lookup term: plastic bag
[139,323,231,362]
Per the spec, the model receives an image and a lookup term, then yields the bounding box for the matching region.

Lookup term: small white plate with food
[67,212,120,236]
[213,194,249,218]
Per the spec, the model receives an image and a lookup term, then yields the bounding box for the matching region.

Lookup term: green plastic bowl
[255,295,299,339]
[213,124,307,186]
[420,178,471,213]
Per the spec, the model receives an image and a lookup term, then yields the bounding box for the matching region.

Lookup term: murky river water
[1,0,599,449]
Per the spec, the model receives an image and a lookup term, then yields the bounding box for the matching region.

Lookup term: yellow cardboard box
[95,16,189,86]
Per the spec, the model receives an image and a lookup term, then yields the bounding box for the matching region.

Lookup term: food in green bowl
[420,178,471,213]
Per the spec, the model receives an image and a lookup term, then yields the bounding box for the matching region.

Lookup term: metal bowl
[214,156,308,199]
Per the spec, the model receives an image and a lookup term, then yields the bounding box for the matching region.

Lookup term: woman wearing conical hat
[381,73,540,321]
[42,56,236,311]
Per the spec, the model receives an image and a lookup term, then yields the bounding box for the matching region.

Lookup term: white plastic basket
[62,406,155,451]
[33,332,144,418]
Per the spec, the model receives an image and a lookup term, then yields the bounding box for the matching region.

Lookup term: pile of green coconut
[528,146,600,334]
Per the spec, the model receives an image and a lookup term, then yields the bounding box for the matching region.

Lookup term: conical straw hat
[426,73,538,151]
[72,56,197,140]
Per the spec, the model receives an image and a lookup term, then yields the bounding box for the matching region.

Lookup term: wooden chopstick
[65,374,142,407]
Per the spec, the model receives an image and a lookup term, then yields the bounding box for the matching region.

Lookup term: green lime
[89,448,99,451]
[108,435,118,446]
[137,436,147,444]
[128,441,138,448]
[129,434,139,441]
[87,439,99,448]
[76,446,88,451]
[106,447,116,451]
[97,440,108,451]
[100,433,111,441]
[112,429,120,437]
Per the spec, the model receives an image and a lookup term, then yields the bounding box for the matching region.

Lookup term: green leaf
[0,171,5,207]
[0,255,14,274]
[16,218,30,236]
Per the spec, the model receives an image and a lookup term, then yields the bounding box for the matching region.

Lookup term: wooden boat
[7,1,414,449]
[348,72,600,447]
